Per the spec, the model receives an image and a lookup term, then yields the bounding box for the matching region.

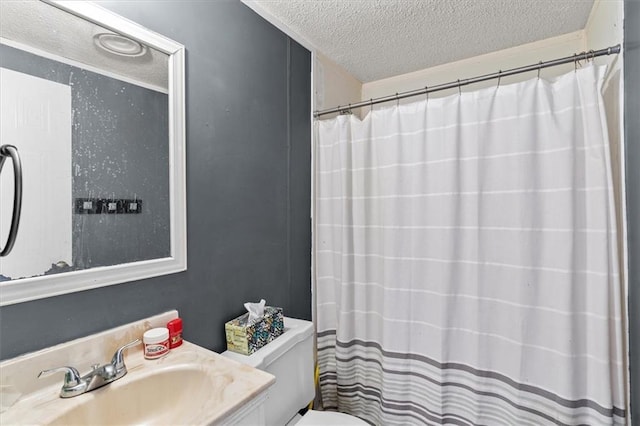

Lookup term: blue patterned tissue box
[224,306,284,355]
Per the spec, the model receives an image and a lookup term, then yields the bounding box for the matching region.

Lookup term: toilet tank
[222,317,315,426]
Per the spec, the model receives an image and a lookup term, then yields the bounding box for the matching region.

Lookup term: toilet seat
[295,410,369,425]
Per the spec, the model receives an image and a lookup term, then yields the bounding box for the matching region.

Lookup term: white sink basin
[49,365,214,425]
[2,341,275,425]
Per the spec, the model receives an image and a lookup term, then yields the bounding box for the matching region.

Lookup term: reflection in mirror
[0,1,185,304]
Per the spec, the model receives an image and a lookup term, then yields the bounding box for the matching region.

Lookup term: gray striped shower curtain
[314,65,627,425]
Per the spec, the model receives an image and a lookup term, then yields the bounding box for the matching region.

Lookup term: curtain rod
[314,44,621,118]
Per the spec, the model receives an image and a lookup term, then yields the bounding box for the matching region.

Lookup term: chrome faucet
[38,339,141,398]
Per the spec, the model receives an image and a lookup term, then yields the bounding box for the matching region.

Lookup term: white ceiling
[248,0,596,83]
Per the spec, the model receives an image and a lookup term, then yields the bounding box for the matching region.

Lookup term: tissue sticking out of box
[245,299,266,323]
[225,304,284,355]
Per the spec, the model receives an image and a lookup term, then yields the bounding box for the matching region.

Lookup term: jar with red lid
[143,327,170,359]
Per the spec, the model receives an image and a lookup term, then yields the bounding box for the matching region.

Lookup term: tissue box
[225,306,284,355]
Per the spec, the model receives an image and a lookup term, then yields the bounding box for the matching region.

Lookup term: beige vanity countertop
[0,341,275,425]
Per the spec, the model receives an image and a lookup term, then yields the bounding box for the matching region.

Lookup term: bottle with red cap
[167,318,183,349]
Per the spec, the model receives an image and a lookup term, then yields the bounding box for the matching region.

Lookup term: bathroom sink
[1,340,275,426]
[48,366,215,425]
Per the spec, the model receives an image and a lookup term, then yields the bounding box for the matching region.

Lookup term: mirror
[0,1,186,305]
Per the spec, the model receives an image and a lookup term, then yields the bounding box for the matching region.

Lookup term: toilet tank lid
[222,316,314,369]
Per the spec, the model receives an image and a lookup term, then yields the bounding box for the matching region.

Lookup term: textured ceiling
[248,0,595,82]
[0,1,168,91]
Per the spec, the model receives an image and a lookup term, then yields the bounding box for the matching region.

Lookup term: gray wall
[70,67,170,269]
[625,0,640,420]
[0,44,171,272]
[0,0,311,360]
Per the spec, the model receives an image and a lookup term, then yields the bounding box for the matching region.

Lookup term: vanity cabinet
[216,390,269,425]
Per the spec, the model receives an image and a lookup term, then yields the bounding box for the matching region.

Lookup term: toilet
[222,317,367,426]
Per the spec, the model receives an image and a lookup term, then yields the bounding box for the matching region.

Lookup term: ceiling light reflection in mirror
[0,0,168,91]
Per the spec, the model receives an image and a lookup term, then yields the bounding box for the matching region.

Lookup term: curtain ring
[369,98,373,114]
[457,79,461,95]
[589,49,596,62]
[425,86,428,101]
[574,53,578,71]
[396,93,400,106]
[537,61,542,79]
[497,71,501,88]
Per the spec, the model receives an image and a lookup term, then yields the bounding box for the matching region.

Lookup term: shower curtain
[314,65,627,425]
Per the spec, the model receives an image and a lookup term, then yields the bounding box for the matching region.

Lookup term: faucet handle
[111,339,141,371]
[38,366,82,387]
[38,366,88,398]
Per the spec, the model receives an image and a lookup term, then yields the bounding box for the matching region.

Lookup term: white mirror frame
[0,1,186,306]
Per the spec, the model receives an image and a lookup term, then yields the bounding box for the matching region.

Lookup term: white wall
[361,31,586,104]
[586,0,624,64]
[313,52,362,119]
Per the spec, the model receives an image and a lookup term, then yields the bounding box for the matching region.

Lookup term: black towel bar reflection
[0,144,23,256]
